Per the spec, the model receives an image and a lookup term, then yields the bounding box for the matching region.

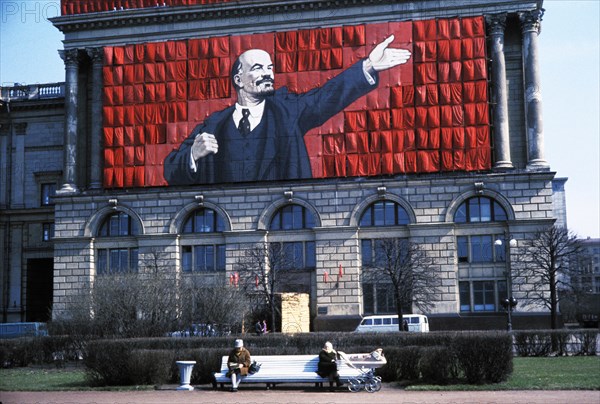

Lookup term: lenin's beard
[255,77,275,97]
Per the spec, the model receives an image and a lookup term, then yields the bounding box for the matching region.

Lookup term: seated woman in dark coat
[317,341,344,390]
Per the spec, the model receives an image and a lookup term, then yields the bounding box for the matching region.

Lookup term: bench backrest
[218,354,359,374]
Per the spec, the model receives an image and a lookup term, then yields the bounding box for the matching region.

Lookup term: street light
[495,235,517,331]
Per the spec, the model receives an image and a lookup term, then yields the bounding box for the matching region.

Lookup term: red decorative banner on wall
[101,17,490,188]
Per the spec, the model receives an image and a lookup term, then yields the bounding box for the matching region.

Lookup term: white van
[354,314,429,333]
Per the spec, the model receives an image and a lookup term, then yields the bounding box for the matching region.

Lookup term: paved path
[2,385,599,404]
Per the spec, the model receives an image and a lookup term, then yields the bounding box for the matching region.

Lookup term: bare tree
[515,225,583,329]
[178,276,249,335]
[362,238,438,331]
[235,243,306,332]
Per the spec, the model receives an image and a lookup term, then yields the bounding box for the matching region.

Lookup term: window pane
[270,212,281,230]
[473,281,495,311]
[204,209,215,232]
[455,203,467,223]
[479,198,492,222]
[282,206,293,230]
[41,183,56,206]
[194,211,204,233]
[498,280,508,303]
[361,239,372,266]
[129,248,138,272]
[468,198,481,222]
[109,215,120,236]
[360,209,372,227]
[97,250,107,275]
[119,249,129,272]
[374,239,386,267]
[182,246,192,272]
[459,281,470,311]
[183,217,193,233]
[495,239,506,262]
[363,283,374,314]
[305,241,316,269]
[216,245,226,271]
[471,235,493,263]
[109,249,120,273]
[195,246,206,271]
[216,215,226,232]
[304,209,316,229]
[397,206,409,224]
[493,201,507,221]
[384,202,395,225]
[457,236,469,263]
[374,203,385,226]
[119,213,129,236]
[43,223,54,241]
[205,245,215,271]
[292,205,303,230]
[473,281,485,311]
[484,281,495,310]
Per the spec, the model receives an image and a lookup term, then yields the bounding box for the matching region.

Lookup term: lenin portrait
[163,35,411,185]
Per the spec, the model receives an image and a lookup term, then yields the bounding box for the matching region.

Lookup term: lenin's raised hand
[365,35,412,73]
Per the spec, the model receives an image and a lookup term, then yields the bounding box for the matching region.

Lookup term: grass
[1,357,599,391]
[407,356,600,391]
[0,365,153,392]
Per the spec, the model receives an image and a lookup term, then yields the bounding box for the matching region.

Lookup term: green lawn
[408,356,600,391]
[1,357,599,391]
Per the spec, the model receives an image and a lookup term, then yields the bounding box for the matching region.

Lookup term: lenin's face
[235,49,275,98]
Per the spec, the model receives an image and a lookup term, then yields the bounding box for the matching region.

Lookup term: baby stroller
[338,349,386,393]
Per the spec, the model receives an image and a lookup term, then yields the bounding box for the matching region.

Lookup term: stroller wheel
[365,378,381,393]
[348,378,362,392]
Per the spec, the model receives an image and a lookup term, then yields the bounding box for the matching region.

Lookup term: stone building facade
[0,83,65,322]
[2,0,559,330]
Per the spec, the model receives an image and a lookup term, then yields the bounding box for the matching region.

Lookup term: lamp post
[495,235,517,331]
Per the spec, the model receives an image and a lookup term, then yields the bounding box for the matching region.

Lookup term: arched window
[269,204,315,230]
[182,208,225,233]
[359,201,410,227]
[98,212,139,237]
[96,212,139,274]
[454,196,507,223]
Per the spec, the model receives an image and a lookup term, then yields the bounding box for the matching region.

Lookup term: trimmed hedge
[513,330,598,357]
[81,331,513,386]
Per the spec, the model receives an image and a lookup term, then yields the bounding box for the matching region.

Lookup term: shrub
[454,332,512,384]
[128,350,175,385]
[394,345,422,381]
[514,331,553,356]
[419,345,453,384]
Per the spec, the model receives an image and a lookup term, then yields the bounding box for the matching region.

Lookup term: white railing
[0,83,65,101]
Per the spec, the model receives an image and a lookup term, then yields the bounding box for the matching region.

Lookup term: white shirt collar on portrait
[233,101,265,131]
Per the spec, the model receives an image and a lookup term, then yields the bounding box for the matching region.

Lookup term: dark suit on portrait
[163,61,378,185]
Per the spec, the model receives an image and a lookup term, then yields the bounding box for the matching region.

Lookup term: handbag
[248,360,262,374]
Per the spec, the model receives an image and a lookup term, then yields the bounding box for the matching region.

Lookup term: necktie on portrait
[238,108,251,135]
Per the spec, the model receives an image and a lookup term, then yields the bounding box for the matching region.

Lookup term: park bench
[213,354,366,389]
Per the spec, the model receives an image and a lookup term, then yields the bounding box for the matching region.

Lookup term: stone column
[87,48,104,189]
[520,8,549,170]
[486,13,513,169]
[57,48,80,194]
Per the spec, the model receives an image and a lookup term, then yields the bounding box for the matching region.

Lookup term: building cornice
[51,0,542,49]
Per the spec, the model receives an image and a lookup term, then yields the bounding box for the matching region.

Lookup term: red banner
[101,17,490,188]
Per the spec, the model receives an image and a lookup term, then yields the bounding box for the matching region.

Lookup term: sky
[1,0,599,238]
